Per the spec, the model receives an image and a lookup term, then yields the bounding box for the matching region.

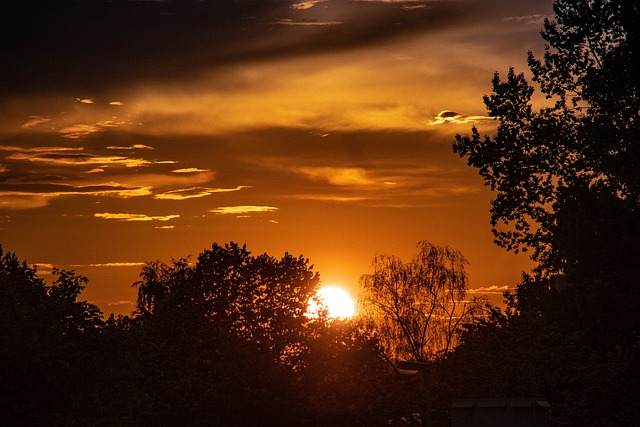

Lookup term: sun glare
[308,286,356,319]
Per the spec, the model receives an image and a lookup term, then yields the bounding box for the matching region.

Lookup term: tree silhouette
[134,242,320,367]
[0,245,105,425]
[131,242,410,425]
[302,319,418,426]
[450,2,640,424]
[359,240,485,363]
[452,0,640,370]
[0,241,443,425]
[453,0,640,277]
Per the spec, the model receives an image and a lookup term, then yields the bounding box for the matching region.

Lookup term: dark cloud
[1,0,546,99]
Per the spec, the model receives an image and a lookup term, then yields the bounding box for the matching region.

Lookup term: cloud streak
[0,183,152,209]
[1,0,544,99]
[296,166,378,186]
[209,206,278,215]
[8,152,154,168]
[94,213,180,222]
[70,262,145,268]
[292,1,327,10]
[106,144,154,150]
[273,19,343,26]
[429,110,494,125]
[468,285,511,295]
[154,186,250,200]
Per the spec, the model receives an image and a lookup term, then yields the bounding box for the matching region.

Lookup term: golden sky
[0,0,552,314]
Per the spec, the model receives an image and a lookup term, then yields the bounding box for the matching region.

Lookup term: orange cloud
[468,285,511,295]
[0,183,152,211]
[208,206,278,215]
[504,14,548,25]
[291,1,326,10]
[154,186,250,200]
[94,213,180,222]
[106,144,154,150]
[429,110,493,125]
[70,262,145,267]
[295,166,377,186]
[273,19,342,26]
[21,116,52,128]
[171,168,210,173]
[73,97,94,104]
[8,152,153,168]
[0,145,84,153]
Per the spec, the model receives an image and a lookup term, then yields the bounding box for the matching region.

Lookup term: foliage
[302,319,418,426]
[450,0,640,352]
[453,0,640,276]
[359,240,486,362]
[134,242,320,367]
[436,274,640,427]
[1,242,412,426]
[0,245,104,425]
[449,2,640,425]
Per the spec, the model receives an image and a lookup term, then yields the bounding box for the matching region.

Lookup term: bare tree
[359,240,486,362]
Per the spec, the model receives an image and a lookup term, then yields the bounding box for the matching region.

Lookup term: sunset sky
[0,0,554,315]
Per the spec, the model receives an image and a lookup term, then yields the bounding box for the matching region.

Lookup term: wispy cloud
[0,184,152,198]
[58,124,102,139]
[296,166,377,186]
[0,183,152,209]
[0,145,84,153]
[428,110,493,125]
[154,185,250,200]
[171,168,210,173]
[8,151,153,168]
[0,185,152,209]
[106,144,154,150]
[208,206,278,215]
[21,116,52,129]
[468,285,511,295]
[94,213,180,222]
[33,263,55,274]
[58,119,129,139]
[70,262,145,267]
[504,14,548,25]
[291,1,326,10]
[288,194,373,202]
[0,145,194,208]
[104,171,215,190]
[401,4,427,10]
[0,140,193,209]
[272,19,343,26]
[105,300,134,307]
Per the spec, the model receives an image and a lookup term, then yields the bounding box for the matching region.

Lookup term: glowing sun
[308,286,355,319]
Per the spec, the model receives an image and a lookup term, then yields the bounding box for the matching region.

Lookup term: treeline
[2,236,639,426]
[0,242,421,426]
